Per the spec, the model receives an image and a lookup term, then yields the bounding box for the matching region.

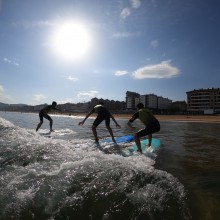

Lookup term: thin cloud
[58,98,74,104]
[77,90,99,99]
[112,32,133,38]
[114,70,128,76]
[12,20,53,29]
[131,0,141,9]
[120,0,141,19]
[32,94,46,103]
[0,84,13,103]
[68,76,79,82]
[0,85,5,93]
[132,60,180,79]
[120,8,131,19]
[3,58,11,63]
[112,31,140,39]
[3,57,19,66]
[150,40,159,49]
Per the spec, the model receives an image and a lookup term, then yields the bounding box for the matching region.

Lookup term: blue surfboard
[101,135,134,143]
[130,138,161,153]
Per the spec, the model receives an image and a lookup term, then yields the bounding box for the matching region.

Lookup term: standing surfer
[78,102,121,143]
[127,103,160,153]
[36,101,60,132]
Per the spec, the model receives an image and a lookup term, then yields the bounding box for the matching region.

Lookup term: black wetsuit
[39,105,55,122]
[91,104,111,127]
[129,108,160,137]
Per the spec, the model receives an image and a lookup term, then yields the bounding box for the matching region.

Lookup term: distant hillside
[0,102,27,107]
[10,103,28,107]
[0,102,9,107]
[0,102,29,112]
[0,99,126,113]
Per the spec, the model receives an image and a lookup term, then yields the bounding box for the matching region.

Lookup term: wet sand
[114,114,220,123]
[61,112,220,123]
[3,111,220,123]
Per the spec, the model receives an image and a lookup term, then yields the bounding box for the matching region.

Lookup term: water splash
[0,117,191,220]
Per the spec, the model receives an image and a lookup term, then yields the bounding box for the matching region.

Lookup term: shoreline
[156,114,220,123]
[115,114,220,123]
[1,111,220,123]
[60,113,220,123]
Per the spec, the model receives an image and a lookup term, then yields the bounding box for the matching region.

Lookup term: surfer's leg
[49,119,54,132]
[148,134,152,146]
[36,121,43,131]
[45,115,54,131]
[134,133,142,153]
[92,116,104,142]
[106,125,116,143]
[144,121,160,146]
[105,118,116,143]
[36,112,43,131]
[92,125,99,143]
[136,128,149,152]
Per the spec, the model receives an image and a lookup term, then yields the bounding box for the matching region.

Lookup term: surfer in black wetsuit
[36,101,60,132]
[127,103,160,154]
[78,102,121,143]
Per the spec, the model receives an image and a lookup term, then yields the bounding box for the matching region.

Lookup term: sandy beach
[59,112,220,123]
[2,111,220,123]
[156,114,220,122]
[113,114,220,123]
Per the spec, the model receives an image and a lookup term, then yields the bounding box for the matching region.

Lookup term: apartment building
[171,101,187,113]
[90,97,125,112]
[157,96,172,110]
[126,91,140,109]
[126,91,172,110]
[186,88,220,114]
[140,94,158,109]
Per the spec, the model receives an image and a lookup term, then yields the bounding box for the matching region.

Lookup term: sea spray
[0,117,191,219]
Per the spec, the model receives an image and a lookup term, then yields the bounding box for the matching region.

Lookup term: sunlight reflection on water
[1,112,220,219]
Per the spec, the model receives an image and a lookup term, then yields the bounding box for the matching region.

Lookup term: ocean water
[0,112,219,220]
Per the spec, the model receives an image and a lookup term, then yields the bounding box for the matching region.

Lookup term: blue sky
[0,0,220,105]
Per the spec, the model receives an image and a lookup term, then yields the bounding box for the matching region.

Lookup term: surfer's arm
[110,114,121,128]
[53,107,61,111]
[127,116,136,129]
[127,121,135,129]
[41,105,50,114]
[78,110,94,125]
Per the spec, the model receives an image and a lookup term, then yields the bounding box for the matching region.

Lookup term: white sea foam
[0,115,190,219]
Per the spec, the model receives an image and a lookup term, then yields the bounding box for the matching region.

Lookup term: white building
[126,97,133,109]
[126,91,140,109]
[186,88,220,113]
[140,94,158,109]
[157,96,172,110]
[140,94,172,110]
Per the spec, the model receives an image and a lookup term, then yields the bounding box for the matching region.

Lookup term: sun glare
[51,21,92,61]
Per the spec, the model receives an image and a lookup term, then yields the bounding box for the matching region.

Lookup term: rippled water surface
[0,112,220,220]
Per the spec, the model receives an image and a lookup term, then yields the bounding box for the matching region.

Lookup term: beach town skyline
[1,1,220,106]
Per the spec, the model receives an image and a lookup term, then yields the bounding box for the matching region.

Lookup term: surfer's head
[136,103,144,109]
[52,101,57,106]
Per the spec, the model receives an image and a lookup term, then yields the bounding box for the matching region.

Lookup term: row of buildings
[126,88,220,114]
[0,88,219,115]
[187,88,220,114]
[125,91,173,111]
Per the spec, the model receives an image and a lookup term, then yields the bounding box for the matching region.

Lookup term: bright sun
[51,21,92,61]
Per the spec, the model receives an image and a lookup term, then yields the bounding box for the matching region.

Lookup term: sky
[0,0,220,105]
